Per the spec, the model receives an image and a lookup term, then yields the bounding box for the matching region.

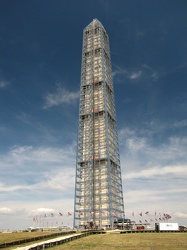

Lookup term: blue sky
[0,0,187,229]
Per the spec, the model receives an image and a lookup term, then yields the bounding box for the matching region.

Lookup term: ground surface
[0,231,52,244]
[51,232,187,250]
[0,231,69,249]
[0,231,187,250]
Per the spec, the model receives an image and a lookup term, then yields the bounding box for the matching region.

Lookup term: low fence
[120,229,187,233]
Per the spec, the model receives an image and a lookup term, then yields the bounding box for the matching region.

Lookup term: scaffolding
[74,19,124,229]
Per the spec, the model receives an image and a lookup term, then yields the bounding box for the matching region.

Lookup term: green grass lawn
[1,232,187,250]
[0,231,57,244]
[0,231,74,249]
[51,233,187,250]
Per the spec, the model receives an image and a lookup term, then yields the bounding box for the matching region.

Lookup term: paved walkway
[14,233,85,250]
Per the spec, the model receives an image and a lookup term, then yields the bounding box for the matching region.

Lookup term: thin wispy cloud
[0,182,31,192]
[0,144,76,228]
[141,64,159,80]
[123,98,133,103]
[119,126,187,221]
[112,64,142,81]
[129,70,142,79]
[15,112,66,144]
[173,119,187,128]
[125,165,187,179]
[113,63,159,82]
[112,64,127,77]
[43,85,79,109]
[124,187,187,221]
[0,80,9,89]
[36,171,75,191]
[0,145,76,192]
[119,127,187,167]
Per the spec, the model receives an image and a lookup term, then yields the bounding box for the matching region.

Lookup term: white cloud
[43,85,79,109]
[0,171,72,193]
[0,199,74,230]
[112,65,142,80]
[0,144,76,195]
[31,207,55,215]
[0,207,13,214]
[125,165,187,179]
[119,127,187,166]
[112,65,127,77]
[10,145,33,156]
[125,137,147,151]
[0,144,76,229]
[1,125,187,229]
[118,126,187,225]
[173,120,187,128]
[36,170,75,191]
[128,70,142,79]
[174,212,187,219]
[113,63,161,83]
[141,64,159,80]
[0,80,9,89]
[0,182,31,192]
[3,144,76,168]
[151,72,159,80]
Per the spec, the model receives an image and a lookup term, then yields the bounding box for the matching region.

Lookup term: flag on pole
[164,214,172,220]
